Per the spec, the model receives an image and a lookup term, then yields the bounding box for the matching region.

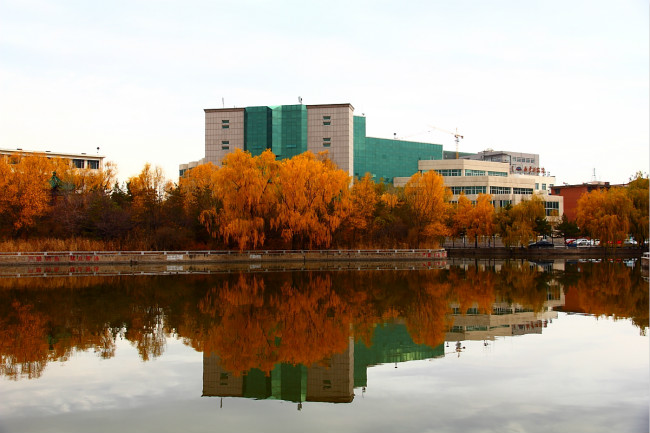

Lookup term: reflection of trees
[562,261,649,333]
[496,262,549,312]
[0,301,50,380]
[1,261,647,380]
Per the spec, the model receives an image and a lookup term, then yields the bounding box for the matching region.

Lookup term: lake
[1,259,648,433]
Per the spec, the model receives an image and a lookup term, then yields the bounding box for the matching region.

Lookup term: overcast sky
[1,0,647,185]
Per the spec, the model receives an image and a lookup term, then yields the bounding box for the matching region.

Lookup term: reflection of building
[446,290,564,341]
[203,338,354,404]
[0,147,105,171]
[202,323,444,404]
[353,322,444,389]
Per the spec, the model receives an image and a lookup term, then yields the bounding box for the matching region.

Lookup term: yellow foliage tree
[466,193,495,247]
[451,193,472,246]
[403,170,450,247]
[200,149,279,251]
[273,152,351,249]
[0,153,53,233]
[626,173,649,246]
[179,162,220,219]
[343,173,379,245]
[576,187,633,247]
[128,163,172,232]
[497,195,545,247]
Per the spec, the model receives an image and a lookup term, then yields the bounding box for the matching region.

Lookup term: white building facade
[394,159,563,219]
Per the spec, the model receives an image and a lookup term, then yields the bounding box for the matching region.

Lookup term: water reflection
[0,259,647,388]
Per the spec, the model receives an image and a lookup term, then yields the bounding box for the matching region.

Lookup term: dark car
[528,240,554,248]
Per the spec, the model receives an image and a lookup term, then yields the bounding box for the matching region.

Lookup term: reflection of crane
[428,125,464,159]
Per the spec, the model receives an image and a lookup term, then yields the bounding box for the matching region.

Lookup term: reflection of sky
[1,314,648,433]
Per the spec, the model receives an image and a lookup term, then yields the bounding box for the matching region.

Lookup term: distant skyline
[1,0,647,185]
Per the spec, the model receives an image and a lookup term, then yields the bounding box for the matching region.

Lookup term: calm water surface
[1,259,648,433]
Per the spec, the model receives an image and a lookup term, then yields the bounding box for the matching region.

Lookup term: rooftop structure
[460,149,548,176]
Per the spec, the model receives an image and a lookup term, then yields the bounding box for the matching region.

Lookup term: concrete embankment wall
[447,246,643,259]
[0,249,448,267]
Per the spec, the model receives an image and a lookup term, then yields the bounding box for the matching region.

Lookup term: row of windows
[490,186,511,194]
[513,187,533,195]
[222,119,229,129]
[323,115,331,126]
[514,156,534,163]
[435,169,507,177]
[323,137,331,147]
[450,186,487,195]
[434,169,462,176]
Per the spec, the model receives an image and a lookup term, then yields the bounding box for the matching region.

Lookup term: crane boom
[428,125,464,159]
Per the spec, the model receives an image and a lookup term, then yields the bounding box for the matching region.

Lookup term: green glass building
[198,103,443,183]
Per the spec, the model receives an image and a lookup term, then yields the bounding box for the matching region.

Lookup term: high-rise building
[182,103,443,183]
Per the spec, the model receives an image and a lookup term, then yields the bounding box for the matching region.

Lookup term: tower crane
[428,125,464,159]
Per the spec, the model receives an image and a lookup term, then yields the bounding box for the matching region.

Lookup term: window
[87,160,99,170]
[542,183,547,190]
[535,183,539,190]
[513,187,533,195]
[72,159,84,169]
[222,119,229,129]
[450,186,486,195]
[434,169,461,176]
[465,169,486,176]
[323,137,331,147]
[545,201,559,216]
[490,186,511,194]
[222,146,229,150]
[488,171,507,177]
[323,115,331,126]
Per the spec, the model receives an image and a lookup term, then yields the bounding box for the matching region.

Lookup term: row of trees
[0,150,646,250]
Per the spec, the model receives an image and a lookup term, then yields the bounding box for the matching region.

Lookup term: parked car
[575,238,592,247]
[529,239,554,248]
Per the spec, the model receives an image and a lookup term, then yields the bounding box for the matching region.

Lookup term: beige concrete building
[394,159,563,218]
[204,108,245,166]
[0,147,105,171]
[306,104,354,176]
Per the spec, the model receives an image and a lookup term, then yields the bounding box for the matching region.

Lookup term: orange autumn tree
[576,187,632,247]
[343,173,380,246]
[403,170,450,247]
[451,193,472,246]
[0,153,55,234]
[625,172,648,246]
[127,163,172,233]
[466,193,495,247]
[200,150,279,251]
[273,152,351,249]
[496,195,545,247]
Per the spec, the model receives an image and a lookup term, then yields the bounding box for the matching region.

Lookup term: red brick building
[550,181,611,221]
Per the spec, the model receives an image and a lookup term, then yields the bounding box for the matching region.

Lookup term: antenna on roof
[298,96,303,104]
[222,97,225,108]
